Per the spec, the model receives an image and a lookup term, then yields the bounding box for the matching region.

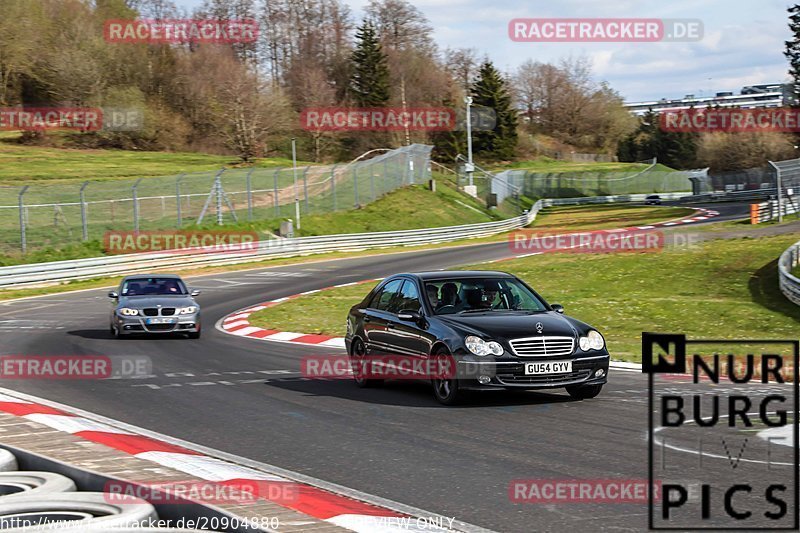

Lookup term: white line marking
[231,326,263,337]
[319,338,347,348]
[222,320,249,329]
[265,331,305,341]
[135,451,287,482]
[24,414,133,435]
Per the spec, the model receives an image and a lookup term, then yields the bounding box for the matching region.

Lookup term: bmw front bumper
[113,313,200,334]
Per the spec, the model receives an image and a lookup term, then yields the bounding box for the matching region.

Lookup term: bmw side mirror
[190,289,201,297]
[398,310,422,322]
[108,291,118,299]
[551,304,564,314]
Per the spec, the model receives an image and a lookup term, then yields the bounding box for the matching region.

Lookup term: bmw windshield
[424,277,548,314]
[121,277,188,296]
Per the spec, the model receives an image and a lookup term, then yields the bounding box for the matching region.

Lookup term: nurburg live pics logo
[643,332,799,530]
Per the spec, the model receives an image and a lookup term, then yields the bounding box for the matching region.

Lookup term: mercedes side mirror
[551,304,564,314]
[190,289,201,297]
[108,291,118,299]
[398,310,423,323]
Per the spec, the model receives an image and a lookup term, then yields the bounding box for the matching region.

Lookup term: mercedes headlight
[465,336,504,356]
[179,306,198,315]
[579,330,605,351]
[118,308,139,316]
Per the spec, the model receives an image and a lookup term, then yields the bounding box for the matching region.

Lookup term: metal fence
[0,144,433,255]
[488,162,703,199]
[0,206,541,287]
[779,240,800,306]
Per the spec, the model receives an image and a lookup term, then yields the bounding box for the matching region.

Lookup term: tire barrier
[0,449,225,532]
[0,449,18,472]
[0,472,76,499]
[779,240,800,306]
[0,492,157,531]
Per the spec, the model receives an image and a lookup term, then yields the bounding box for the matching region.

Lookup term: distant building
[623,84,787,115]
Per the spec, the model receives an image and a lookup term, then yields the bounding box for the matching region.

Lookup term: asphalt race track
[1,201,781,533]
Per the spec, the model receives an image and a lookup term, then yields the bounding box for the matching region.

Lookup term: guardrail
[750,196,800,224]
[679,188,777,204]
[0,204,544,288]
[542,192,692,206]
[779,240,800,306]
[0,191,712,289]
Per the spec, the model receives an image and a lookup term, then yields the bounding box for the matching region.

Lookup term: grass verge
[531,204,696,231]
[0,203,712,301]
[0,135,312,184]
[247,234,800,362]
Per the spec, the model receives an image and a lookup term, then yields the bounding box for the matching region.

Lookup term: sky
[175,0,792,103]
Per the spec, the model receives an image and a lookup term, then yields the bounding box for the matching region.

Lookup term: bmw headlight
[179,306,198,315]
[579,330,605,351]
[118,308,139,316]
[465,336,504,356]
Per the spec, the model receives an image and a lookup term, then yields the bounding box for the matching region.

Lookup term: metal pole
[371,172,376,201]
[196,169,224,225]
[273,169,280,217]
[769,161,784,223]
[465,96,474,187]
[79,181,89,241]
[132,179,142,233]
[292,138,300,230]
[246,168,254,221]
[18,186,29,253]
[353,166,359,207]
[331,165,337,211]
[215,169,226,226]
[175,174,184,228]
[303,166,310,213]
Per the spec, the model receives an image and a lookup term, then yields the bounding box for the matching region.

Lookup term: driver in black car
[477,280,501,309]
[426,284,440,309]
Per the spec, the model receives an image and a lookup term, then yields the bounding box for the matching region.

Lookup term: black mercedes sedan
[345,271,609,405]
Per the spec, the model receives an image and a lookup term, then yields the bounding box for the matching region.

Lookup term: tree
[470,61,517,160]
[617,110,698,169]
[443,48,480,91]
[349,20,390,107]
[785,4,800,107]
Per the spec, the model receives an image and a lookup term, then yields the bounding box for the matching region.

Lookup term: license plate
[146,318,175,325]
[525,361,572,375]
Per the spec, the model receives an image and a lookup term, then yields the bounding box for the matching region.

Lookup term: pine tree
[350,21,390,108]
[617,109,697,169]
[785,4,800,107]
[470,62,518,160]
